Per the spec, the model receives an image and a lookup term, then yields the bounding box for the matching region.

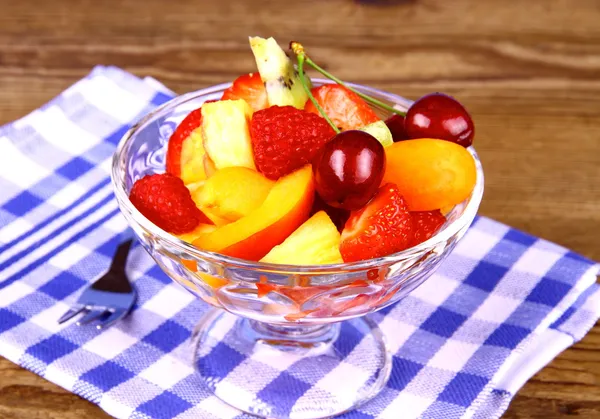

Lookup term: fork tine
[58,306,87,324]
[76,309,108,326]
[97,309,126,330]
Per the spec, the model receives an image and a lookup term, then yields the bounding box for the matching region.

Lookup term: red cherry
[405,93,474,147]
[313,130,386,211]
[385,114,409,142]
[310,194,350,232]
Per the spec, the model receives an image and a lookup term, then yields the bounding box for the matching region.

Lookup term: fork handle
[109,229,135,274]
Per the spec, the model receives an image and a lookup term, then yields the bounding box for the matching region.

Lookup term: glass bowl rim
[111,79,484,273]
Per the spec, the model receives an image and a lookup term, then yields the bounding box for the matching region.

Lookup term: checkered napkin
[0,66,599,419]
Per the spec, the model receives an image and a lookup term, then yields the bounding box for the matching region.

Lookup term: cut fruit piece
[221,73,269,112]
[201,99,256,170]
[166,101,218,184]
[179,129,207,184]
[188,187,231,226]
[202,212,231,227]
[249,36,310,109]
[193,165,315,261]
[177,223,217,244]
[261,211,343,265]
[203,155,217,178]
[304,84,379,131]
[185,180,205,195]
[382,139,477,211]
[340,183,413,262]
[359,120,393,148]
[410,210,446,246]
[192,167,274,223]
[165,107,203,180]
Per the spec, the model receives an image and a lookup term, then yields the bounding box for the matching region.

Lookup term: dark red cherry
[313,130,386,211]
[384,114,409,142]
[310,194,350,232]
[405,93,474,147]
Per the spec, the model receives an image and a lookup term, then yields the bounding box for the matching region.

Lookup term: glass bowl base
[192,309,392,419]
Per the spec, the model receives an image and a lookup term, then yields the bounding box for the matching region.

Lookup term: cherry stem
[295,47,341,133]
[291,42,406,117]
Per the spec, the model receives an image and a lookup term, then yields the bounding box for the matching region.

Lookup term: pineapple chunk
[261,211,343,265]
[180,129,207,184]
[201,99,256,170]
[249,36,310,109]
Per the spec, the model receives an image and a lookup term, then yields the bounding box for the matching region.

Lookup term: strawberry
[304,84,380,131]
[165,108,203,178]
[410,210,446,246]
[340,183,413,262]
[130,173,210,234]
[250,105,335,179]
[221,73,268,112]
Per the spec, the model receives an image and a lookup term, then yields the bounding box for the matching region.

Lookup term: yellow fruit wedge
[201,99,256,170]
[260,211,343,265]
[192,167,274,223]
[179,129,208,184]
[192,165,314,261]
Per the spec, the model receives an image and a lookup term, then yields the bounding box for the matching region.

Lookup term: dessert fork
[58,231,137,329]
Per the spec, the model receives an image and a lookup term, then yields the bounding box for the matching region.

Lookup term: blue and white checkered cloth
[0,66,598,419]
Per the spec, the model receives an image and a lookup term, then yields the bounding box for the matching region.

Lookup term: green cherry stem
[291,42,406,117]
[294,45,341,133]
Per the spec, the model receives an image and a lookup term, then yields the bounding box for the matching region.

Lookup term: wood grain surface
[0,0,598,418]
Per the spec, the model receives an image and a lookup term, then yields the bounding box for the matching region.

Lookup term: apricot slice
[261,211,343,265]
[193,165,314,260]
[382,139,477,211]
[192,167,274,223]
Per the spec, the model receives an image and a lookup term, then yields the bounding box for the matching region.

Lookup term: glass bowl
[111,80,484,419]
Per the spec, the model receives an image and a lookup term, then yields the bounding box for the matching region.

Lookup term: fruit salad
[130,36,477,265]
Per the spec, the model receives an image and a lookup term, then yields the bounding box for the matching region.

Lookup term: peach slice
[193,165,315,260]
[260,211,343,265]
[192,167,274,223]
[383,139,477,211]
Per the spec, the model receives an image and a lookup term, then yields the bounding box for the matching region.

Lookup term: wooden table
[0,0,598,417]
